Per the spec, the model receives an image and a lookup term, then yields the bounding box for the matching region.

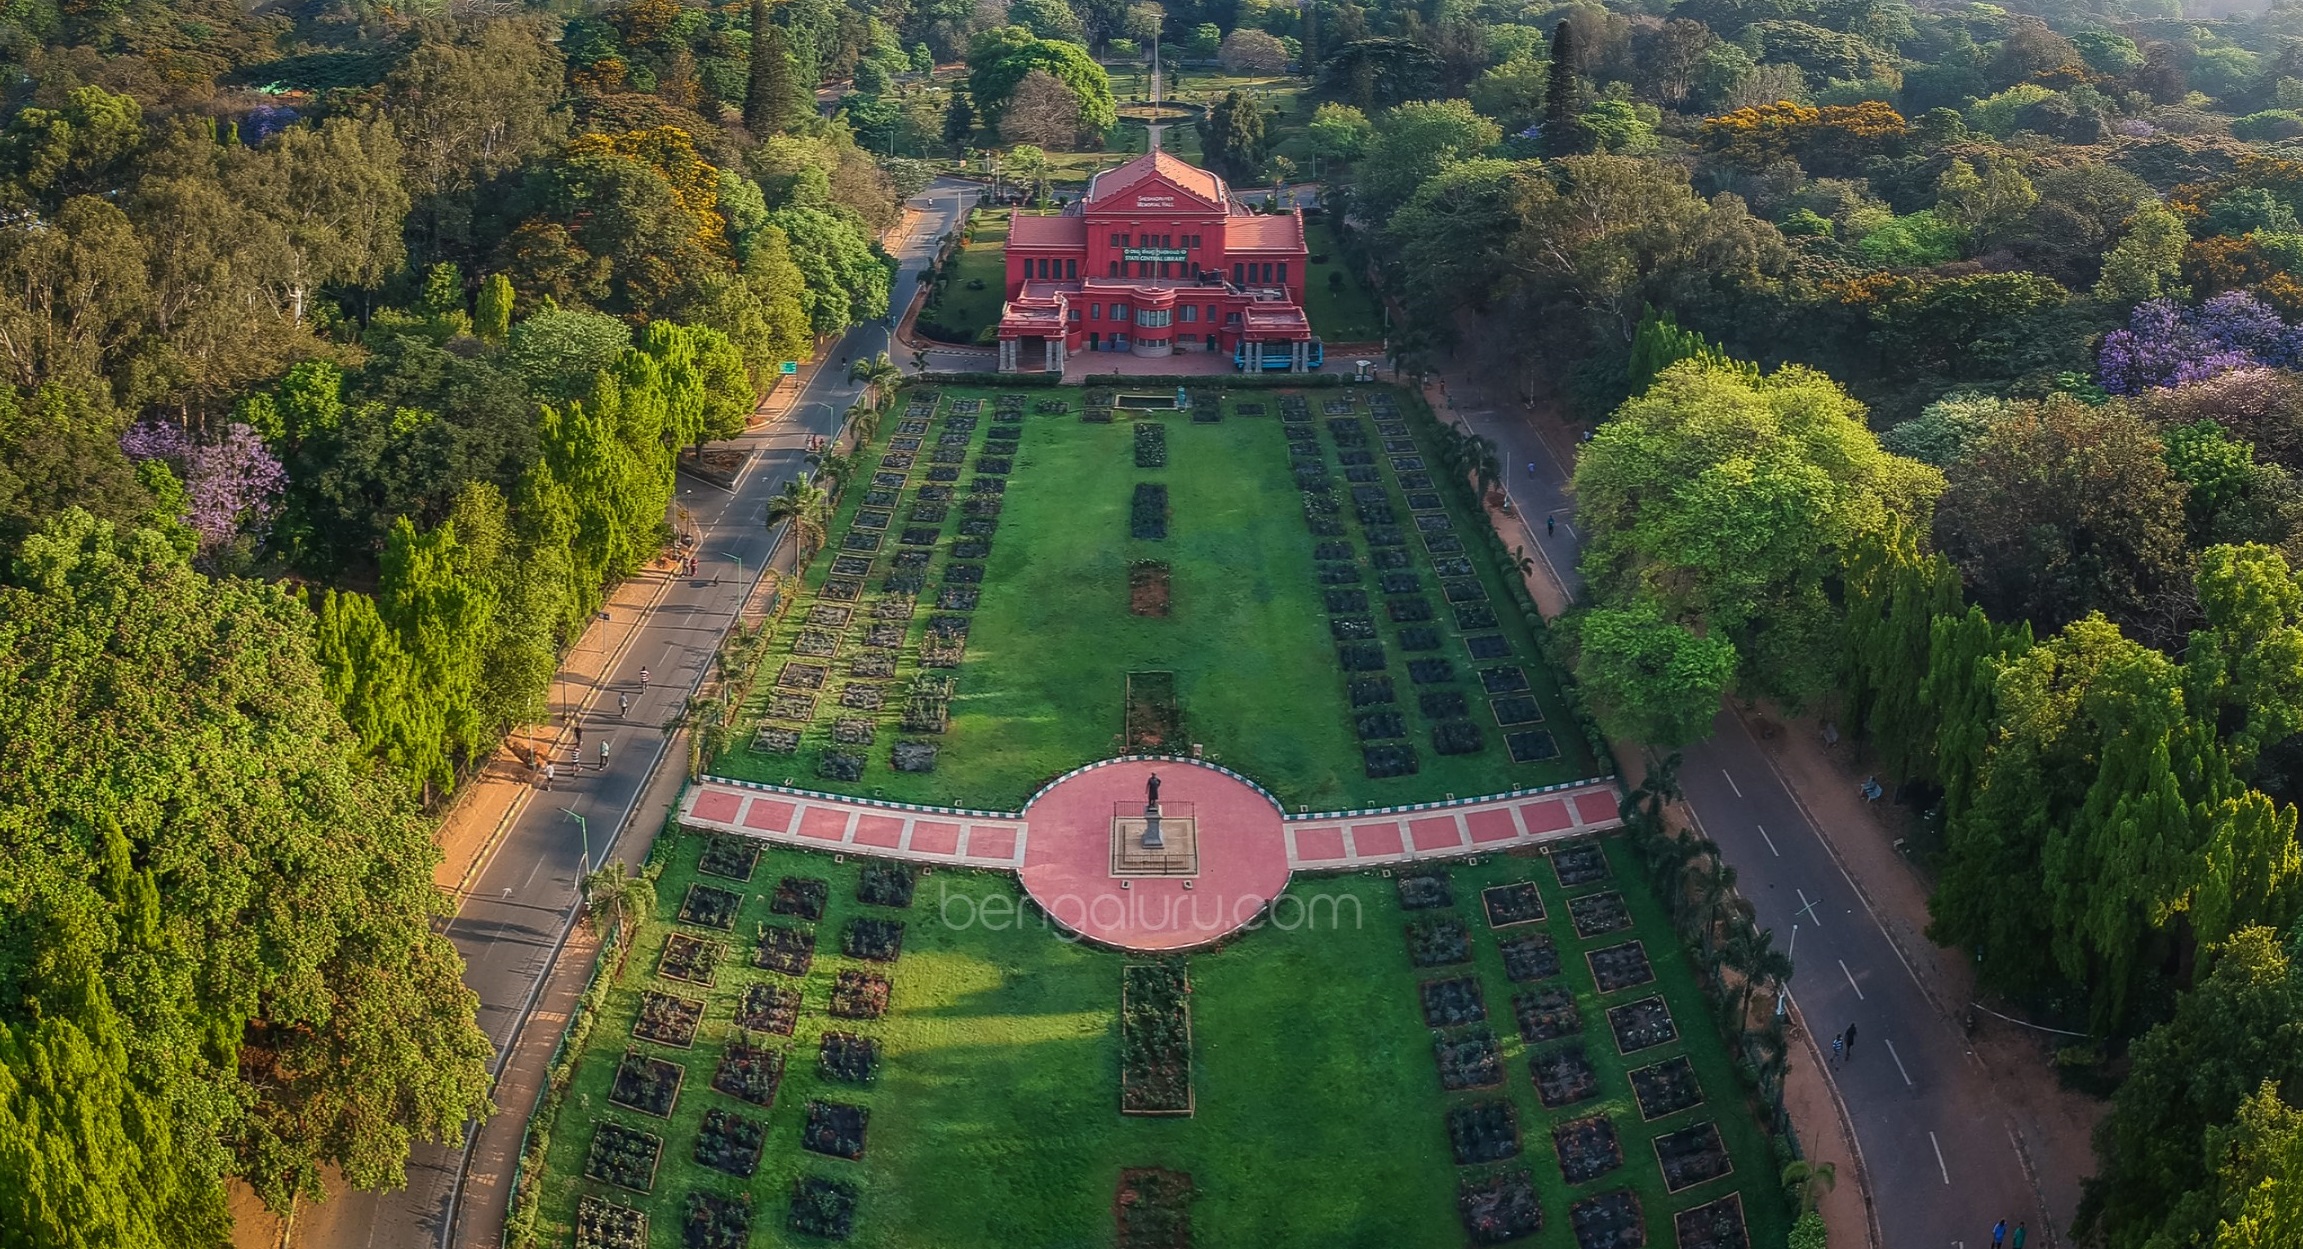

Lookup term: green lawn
[1304,219,1386,343]
[918,214,1009,344]
[524,833,1789,1248]
[718,384,1594,812]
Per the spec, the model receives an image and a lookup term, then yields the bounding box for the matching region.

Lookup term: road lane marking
[1756,823,1780,857]
[1795,890,1822,924]
[1722,769,1743,797]
[1929,1131,1950,1184]
[1839,958,1866,1000]
[1885,1038,1913,1086]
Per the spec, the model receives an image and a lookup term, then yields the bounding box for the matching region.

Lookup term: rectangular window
[1109,260,1120,276]
[1277,264,1287,284]
[1181,305,1198,322]
[1109,233,1121,247]
[1066,259,1077,278]
[1112,303,1126,318]
[1069,308,1080,321]
[1207,304,1219,322]
[1090,304,1100,320]
[1232,263,1243,284]
[1261,263,1273,283]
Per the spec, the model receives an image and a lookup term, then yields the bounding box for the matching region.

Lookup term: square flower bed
[751,726,801,755]
[801,1100,870,1161]
[1317,563,1360,585]
[1551,842,1612,887]
[892,741,939,771]
[1433,719,1485,756]
[1397,471,1432,489]
[1400,625,1443,651]
[1131,483,1168,540]
[1396,870,1453,910]
[1420,975,1487,1028]
[1407,658,1454,684]
[1455,603,1499,629]
[1330,615,1378,642]
[851,653,897,679]
[909,502,948,524]
[1337,642,1386,672]
[1117,1168,1194,1249]
[1607,997,1678,1054]
[778,663,827,691]
[1122,961,1193,1115]
[1492,696,1544,725]
[585,1121,663,1192]
[1134,421,1168,468]
[735,982,801,1035]
[946,560,987,584]
[968,476,1005,495]
[818,1031,880,1084]
[926,466,960,483]
[772,877,829,920]
[917,485,953,502]
[1570,891,1635,938]
[694,1107,767,1178]
[1567,1190,1643,1249]
[575,1197,648,1249]
[1466,633,1513,660]
[829,970,891,1019]
[1446,1099,1521,1165]
[1406,916,1470,967]
[1458,1168,1542,1245]
[1125,670,1184,751]
[1308,515,1347,537]
[711,1041,786,1106]
[1514,986,1582,1043]
[1388,598,1434,624]
[1354,737,1409,778]
[807,604,855,628]
[1654,1122,1734,1193]
[861,623,904,650]
[1325,588,1369,613]
[793,629,841,658]
[608,1050,685,1118]
[679,884,742,930]
[1532,1042,1602,1108]
[1417,514,1455,534]
[858,862,917,908]
[979,456,1013,474]
[1131,561,1171,616]
[1355,500,1395,526]
[842,917,905,963]
[822,577,862,601]
[1507,731,1561,762]
[1630,1055,1704,1120]
[1365,525,1405,547]
[1350,675,1397,706]
[920,632,965,668]
[1483,883,1546,927]
[1314,540,1354,560]
[1356,711,1407,740]
[1500,933,1563,983]
[1377,570,1419,594]
[938,586,979,611]
[1587,942,1655,993]
[1371,547,1410,570]
[682,1191,749,1249]
[1421,690,1470,719]
[1480,666,1531,693]
[657,933,723,986]
[632,991,706,1048]
[892,548,931,570]
[697,837,760,882]
[764,693,817,721]
[1673,1194,1747,1249]
[1553,1114,1623,1184]
[853,508,891,530]
[841,531,882,553]
[899,526,939,547]
[817,752,865,782]
[1434,1029,1504,1090]
[901,674,955,734]
[754,925,815,976]
[882,571,926,596]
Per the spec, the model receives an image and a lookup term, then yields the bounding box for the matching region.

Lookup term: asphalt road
[299,179,979,1249]
[1445,360,2050,1249]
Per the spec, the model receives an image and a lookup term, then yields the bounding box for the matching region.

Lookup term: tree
[1197,91,1267,181]
[943,91,977,148]
[0,85,143,213]
[1319,37,1443,110]
[0,195,147,399]
[967,27,1118,142]
[2095,202,2190,306]
[1353,98,1499,221]
[1306,102,1373,163]
[582,861,656,939]
[1386,159,1526,328]
[1572,597,1739,745]
[1470,58,1548,132]
[1573,360,1944,704]
[848,351,903,412]
[1934,156,2037,247]
[1545,20,1584,155]
[1001,69,1082,148]
[239,116,410,328]
[475,273,515,342]
[385,22,569,259]
[1008,0,1085,41]
[1219,29,1289,75]
[747,6,809,135]
[767,475,831,563]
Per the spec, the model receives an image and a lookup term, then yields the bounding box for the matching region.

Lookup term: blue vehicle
[1233,339,1324,372]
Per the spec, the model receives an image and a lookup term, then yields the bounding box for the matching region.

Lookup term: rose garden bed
[828,970,891,1019]
[1115,1167,1194,1249]
[694,1107,767,1178]
[1630,1055,1704,1120]
[802,1099,871,1160]
[1395,871,1453,910]
[735,982,801,1035]
[1420,976,1487,1028]
[1122,961,1193,1115]
[1654,1122,1733,1193]
[771,876,829,920]
[1433,1029,1504,1090]
[575,1197,647,1249]
[1457,1169,1541,1245]
[1406,916,1470,967]
[678,883,742,930]
[788,1176,859,1240]
[657,933,723,986]
[1130,483,1168,540]
[632,991,706,1048]
[1607,997,1678,1055]
[1673,1194,1747,1249]
[1134,421,1167,468]
[1125,670,1184,752]
[711,1040,786,1106]
[1553,1114,1623,1184]
[842,917,905,963]
[1587,941,1655,993]
[818,1030,880,1084]
[1477,882,1543,928]
[1550,841,1611,887]
[682,1190,750,1249]
[858,862,917,908]
[1568,891,1633,938]
[584,1121,663,1192]
[1130,560,1171,616]
[1568,1190,1644,1249]
[755,924,815,976]
[1499,933,1562,983]
[1531,1042,1602,1108]
[1445,1099,1521,1165]
[608,1050,685,1118]
[696,836,759,882]
[1513,986,1581,1043]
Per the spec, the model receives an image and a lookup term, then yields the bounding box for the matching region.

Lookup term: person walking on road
[618,692,630,717]
[1545,515,1556,536]
[1843,1024,1858,1059]
[1831,1034,1844,1064]
[599,739,611,769]
[1526,461,1537,479]
[1992,1220,2007,1248]
[2011,1223,2026,1249]
[544,762,555,791]
[639,667,650,685]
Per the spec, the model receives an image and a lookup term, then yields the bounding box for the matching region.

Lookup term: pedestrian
[2012,1224,2026,1249]
[619,692,630,716]
[1526,461,1537,479]
[1831,1034,1844,1064]
[545,762,555,791]
[574,723,584,750]
[600,740,611,768]
[1992,1220,2007,1248]
[1844,1023,1858,1058]
[639,667,650,685]
[1545,515,1556,536]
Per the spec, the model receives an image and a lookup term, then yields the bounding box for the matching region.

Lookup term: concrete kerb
[1788,988,1886,1249]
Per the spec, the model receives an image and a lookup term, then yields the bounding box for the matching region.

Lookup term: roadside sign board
[780,361,798,374]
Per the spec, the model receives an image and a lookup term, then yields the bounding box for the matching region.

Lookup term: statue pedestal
[1110,801,1198,876]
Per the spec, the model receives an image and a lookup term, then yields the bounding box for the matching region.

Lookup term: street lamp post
[562,808,591,877]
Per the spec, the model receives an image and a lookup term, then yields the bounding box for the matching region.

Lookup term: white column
[1248,340,1262,371]
[1048,338,1063,374]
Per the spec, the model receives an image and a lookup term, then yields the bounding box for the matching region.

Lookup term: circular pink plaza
[1018,759,1293,951]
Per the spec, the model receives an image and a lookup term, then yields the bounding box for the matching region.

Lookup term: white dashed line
[1756,823,1780,857]
[1929,1131,1950,1184]
[1885,1038,1913,1086]
[1839,958,1866,1000]
[1722,769,1743,798]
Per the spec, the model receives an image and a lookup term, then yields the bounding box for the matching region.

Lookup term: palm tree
[844,397,884,450]
[806,448,860,499]
[767,477,832,566]
[583,861,656,942]
[1781,1160,1836,1217]
[848,352,902,412]
[1722,922,1794,1029]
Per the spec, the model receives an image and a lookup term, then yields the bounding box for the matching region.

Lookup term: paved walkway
[678,769,1622,872]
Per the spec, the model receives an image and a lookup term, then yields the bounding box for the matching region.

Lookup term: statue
[1142,771,1164,849]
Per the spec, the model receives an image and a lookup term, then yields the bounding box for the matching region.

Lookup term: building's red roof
[1007,214,1086,248]
[1086,150,1228,209]
[1226,213,1304,252]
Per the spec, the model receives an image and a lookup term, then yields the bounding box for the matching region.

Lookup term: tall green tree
[1197,91,1267,181]
[1545,20,1584,155]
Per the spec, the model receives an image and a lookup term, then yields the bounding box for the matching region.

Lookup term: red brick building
[993,149,1319,373]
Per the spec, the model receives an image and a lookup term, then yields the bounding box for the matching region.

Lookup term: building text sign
[1122,247,1190,262]
[1135,196,1175,207]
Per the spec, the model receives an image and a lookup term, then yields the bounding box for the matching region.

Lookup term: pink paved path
[678,764,1624,948]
